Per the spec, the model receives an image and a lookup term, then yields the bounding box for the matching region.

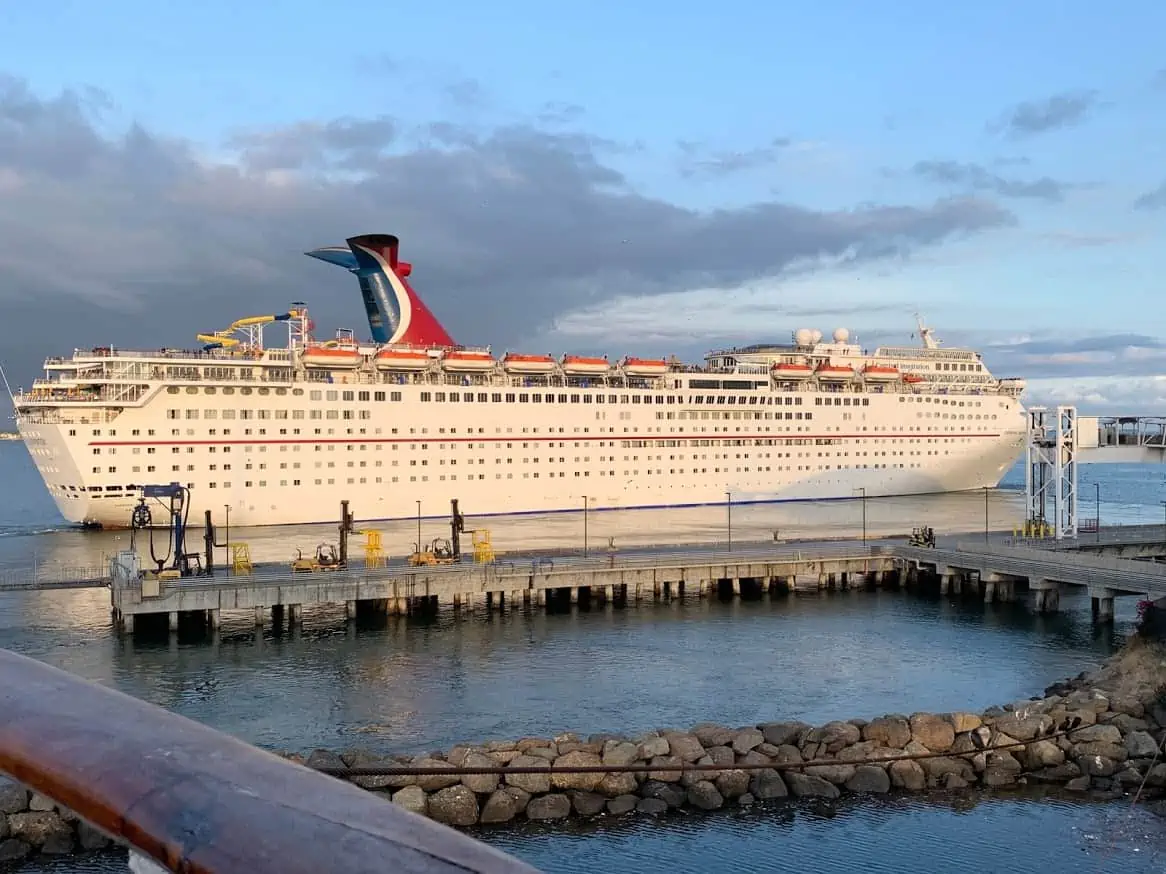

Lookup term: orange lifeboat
[302,346,362,368]
[815,363,855,382]
[502,353,557,374]
[562,355,610,375]
[862,364,900,383]
[442,350,496,372]
[772,362,814,381]
[902,373,925,385]
[374,348,431,371]
[621,357,669,377]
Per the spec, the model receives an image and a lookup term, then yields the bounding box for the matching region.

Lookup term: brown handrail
[0,649,539,873]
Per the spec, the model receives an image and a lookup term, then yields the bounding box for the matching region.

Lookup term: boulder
[1125,731,1161,758]
[1105,713,1150,734]
[737,750,772,768]
[786,772,840,799]
[1072,741,1128,762]
[1021,739,1065,769]
[597,771,639,797]
[806,721,861,753]
[504,755,552,794]
[527,793,572,821]
[523,747,558,762]
[6,812,72,851]
[27,794,55,812]
[550,750,606,792]
[910,713,955,752]
[640,780,687,808]
[461,752,500,794]
[686,781,725,810]
[601,741,640,767]
[390,785,428,817]
[713,769,750,799]
[1076,755,1120,778]
[943,773,969,790]
[516,738,556,754]
[948,712,983,733]
[989,714,1050,742]
[305,749,346,771]
[804,764,856,785]
[0,780,29,815]
[863,716,911,749]
[427,786,479,827]
[1071,724,1123,745]
[607,794,638,815]
[1065,775,1091,791]
[888,759,926,791]
[845,765,890,794]
[647,756,685,783]
[569,791,608,816]
[412,757,462,792]
[77,821,111,850]
[731,728,765,754]
[749,769,788,800]
[705,746,736,767]
[1033,762,1081,782]
[637,735,670,759]
[760,721,810,747]
[982,752,1022,787]
[692,723,736,747]
[350,757,415,790]
[636,797,669,815]
[664,733,706,763]
[771,745,803,765]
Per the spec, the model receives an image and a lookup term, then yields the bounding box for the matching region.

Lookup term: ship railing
[0,648,536,874]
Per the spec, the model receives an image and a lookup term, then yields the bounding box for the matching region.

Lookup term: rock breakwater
[287,643,1166,829]
[3,643,1164,866]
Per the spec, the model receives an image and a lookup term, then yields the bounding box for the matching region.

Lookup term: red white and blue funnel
[305,234,455,347]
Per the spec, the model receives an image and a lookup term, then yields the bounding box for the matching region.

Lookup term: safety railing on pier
[0,648,537,874]
[0,562,111,591]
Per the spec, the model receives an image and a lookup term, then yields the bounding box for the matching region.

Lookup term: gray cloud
[0,73,1014,399]
[912,160,1069,201]
[677,137,793,177]
[991,91,1098,137]
[1134,181,1166,211]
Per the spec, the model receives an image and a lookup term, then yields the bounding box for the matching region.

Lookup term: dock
[108,545,895,633]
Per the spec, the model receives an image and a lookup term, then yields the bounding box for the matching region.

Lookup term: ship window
[435,392,446,401]
[449,392,460,402]
[342,391,354,401]
[240,387,252,395]
[583,394,592,403]
[570,394,580,403]
[223,387,235,395]
[421,392,432,401]
[505,393,516,402]
[167,387,179,394]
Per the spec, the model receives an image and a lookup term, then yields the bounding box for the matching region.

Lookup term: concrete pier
[107,545,894,634]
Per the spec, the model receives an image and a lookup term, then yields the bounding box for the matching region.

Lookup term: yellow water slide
[197,310,302,350]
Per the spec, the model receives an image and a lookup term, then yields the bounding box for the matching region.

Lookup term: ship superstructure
[13,234,1028,529]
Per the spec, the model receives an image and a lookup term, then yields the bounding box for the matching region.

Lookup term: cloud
[991,91,1098,138]
[677,137,793,177]
[0,73,1015,397]
[912,160,1069,201]
[1134,181,1166,211]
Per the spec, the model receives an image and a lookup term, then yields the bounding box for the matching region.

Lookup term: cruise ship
[13,234,1028,529]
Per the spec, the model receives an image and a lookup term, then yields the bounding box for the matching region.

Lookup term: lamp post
[725,490,732,552]
[415,500,422,552]
[1160,499,1166,539]
[224,504,231,569]
[983,486,989,544]
[1095,482,1100,542]
[857,487,867,546]
[582,495,589,557]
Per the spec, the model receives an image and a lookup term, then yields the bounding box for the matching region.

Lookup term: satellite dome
[833,327,850,343]
[794,328,813,346]
[810,329,823,344]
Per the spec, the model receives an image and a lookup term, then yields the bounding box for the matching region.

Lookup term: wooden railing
[0,649,539,873]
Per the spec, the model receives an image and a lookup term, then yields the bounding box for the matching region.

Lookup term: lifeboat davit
[816,364,855,382]
[502,353,557,374]
[562,355,610,375]
[442,350,496,372]
[862,364,900,382]
[622,357,669,377]
[374,348,430,371]
[772,362,814,381]
[302,346,363,368]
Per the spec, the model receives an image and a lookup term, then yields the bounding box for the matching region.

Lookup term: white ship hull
[17,387,1026,529]
[13,232,1030,531]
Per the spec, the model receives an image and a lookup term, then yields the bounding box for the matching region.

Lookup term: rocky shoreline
[2,642,1164,865]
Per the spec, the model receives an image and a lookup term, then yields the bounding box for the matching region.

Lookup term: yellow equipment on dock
[231,543,252,575]
[471,529,495,563]
[360,530,386,568]
[408,538,458,567]
[291,543,343,573]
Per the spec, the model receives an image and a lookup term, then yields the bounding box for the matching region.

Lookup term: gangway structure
[1077,414,1166,464]
[1025,406,1078,541]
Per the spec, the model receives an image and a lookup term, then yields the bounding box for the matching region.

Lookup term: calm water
[1,443,1165,872]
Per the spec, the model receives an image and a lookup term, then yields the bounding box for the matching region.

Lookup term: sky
[1,0,1165,413]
